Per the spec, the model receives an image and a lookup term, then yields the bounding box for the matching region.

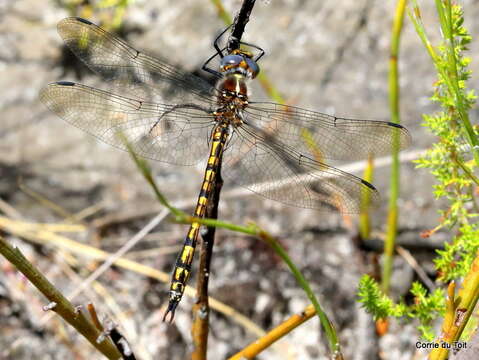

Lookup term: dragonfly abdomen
[163,123,229,322]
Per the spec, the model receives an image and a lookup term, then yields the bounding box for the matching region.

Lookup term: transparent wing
[223,123,379,213]
[40,81,214,165]
[244,102,411,161]
[57,17,216,105]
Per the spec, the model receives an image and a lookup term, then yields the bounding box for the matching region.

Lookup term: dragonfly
[40,17,411,321]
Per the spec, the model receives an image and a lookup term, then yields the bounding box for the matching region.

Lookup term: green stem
[359,155,374,239]
[125,136,342,358]
[209,0,233,24]
[257,230,342,357]
[436,0,479,165]
[382,0,407,294]
[453,156,479,187]
[0,236,121,359]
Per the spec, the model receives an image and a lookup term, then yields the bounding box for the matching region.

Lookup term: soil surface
[1,1,476,359]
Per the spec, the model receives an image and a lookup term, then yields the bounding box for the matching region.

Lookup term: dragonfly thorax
[215,74,249,126]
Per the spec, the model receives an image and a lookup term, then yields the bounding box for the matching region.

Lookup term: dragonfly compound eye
[220,54,259,78]
[245,58,259,78]
[220,55,244,72]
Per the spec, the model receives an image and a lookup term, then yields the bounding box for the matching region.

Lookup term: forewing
[57,17,216,105]
[244,102,411,162]
[222,123,379,213]
[40,82,213,165]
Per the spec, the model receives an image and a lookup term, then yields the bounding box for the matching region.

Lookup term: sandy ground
[1,0,477,359]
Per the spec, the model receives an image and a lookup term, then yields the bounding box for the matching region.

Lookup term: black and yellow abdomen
[163,122,229,321]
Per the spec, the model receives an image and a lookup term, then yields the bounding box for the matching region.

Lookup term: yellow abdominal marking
[188,223,200,234]
[205,169,215,181]
[180,245,195,263]
[164,124,230,319]
[210,142,219,154]
[171,281,184,291]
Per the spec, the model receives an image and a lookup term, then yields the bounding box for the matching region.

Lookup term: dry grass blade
[0,215,266,337]
[228,304,317,360]
[0,197,22,219]
[0,235,122,359]
[66,209,169,301]
[396,246,435,291]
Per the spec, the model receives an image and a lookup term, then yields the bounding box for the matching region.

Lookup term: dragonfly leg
[238,40,265,62]
[214,24,233,58]
[201,24,235,77]
[201,51,223,78]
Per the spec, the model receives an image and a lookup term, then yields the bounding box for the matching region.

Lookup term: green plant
[359,0,479,349]
[412,0,479,281]
[382,0,408,296]
[358,276,445,340]
[123,132,344,359]
[56,0,134,29]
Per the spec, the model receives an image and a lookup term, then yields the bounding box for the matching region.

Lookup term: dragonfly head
[219,53,259,79]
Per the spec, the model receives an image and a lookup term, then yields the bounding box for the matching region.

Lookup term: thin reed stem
[382,0,407,295]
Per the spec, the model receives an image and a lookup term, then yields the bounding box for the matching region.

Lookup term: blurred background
[1,0,477,359]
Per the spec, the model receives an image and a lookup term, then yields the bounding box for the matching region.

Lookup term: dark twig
[191,1,257,358]
[87,304,137,360]
[105,322,136,360]
[191,158,223,360]
[227,0,257,53]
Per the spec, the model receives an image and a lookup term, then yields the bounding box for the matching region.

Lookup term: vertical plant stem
[435,0,479,166]
[191,161,223,360]
[430,253,479,360]
[382,0,407,294]
[228,0,257,52]
[191,1,257,357]
[210,0,232,24]
[359,154,374,240]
